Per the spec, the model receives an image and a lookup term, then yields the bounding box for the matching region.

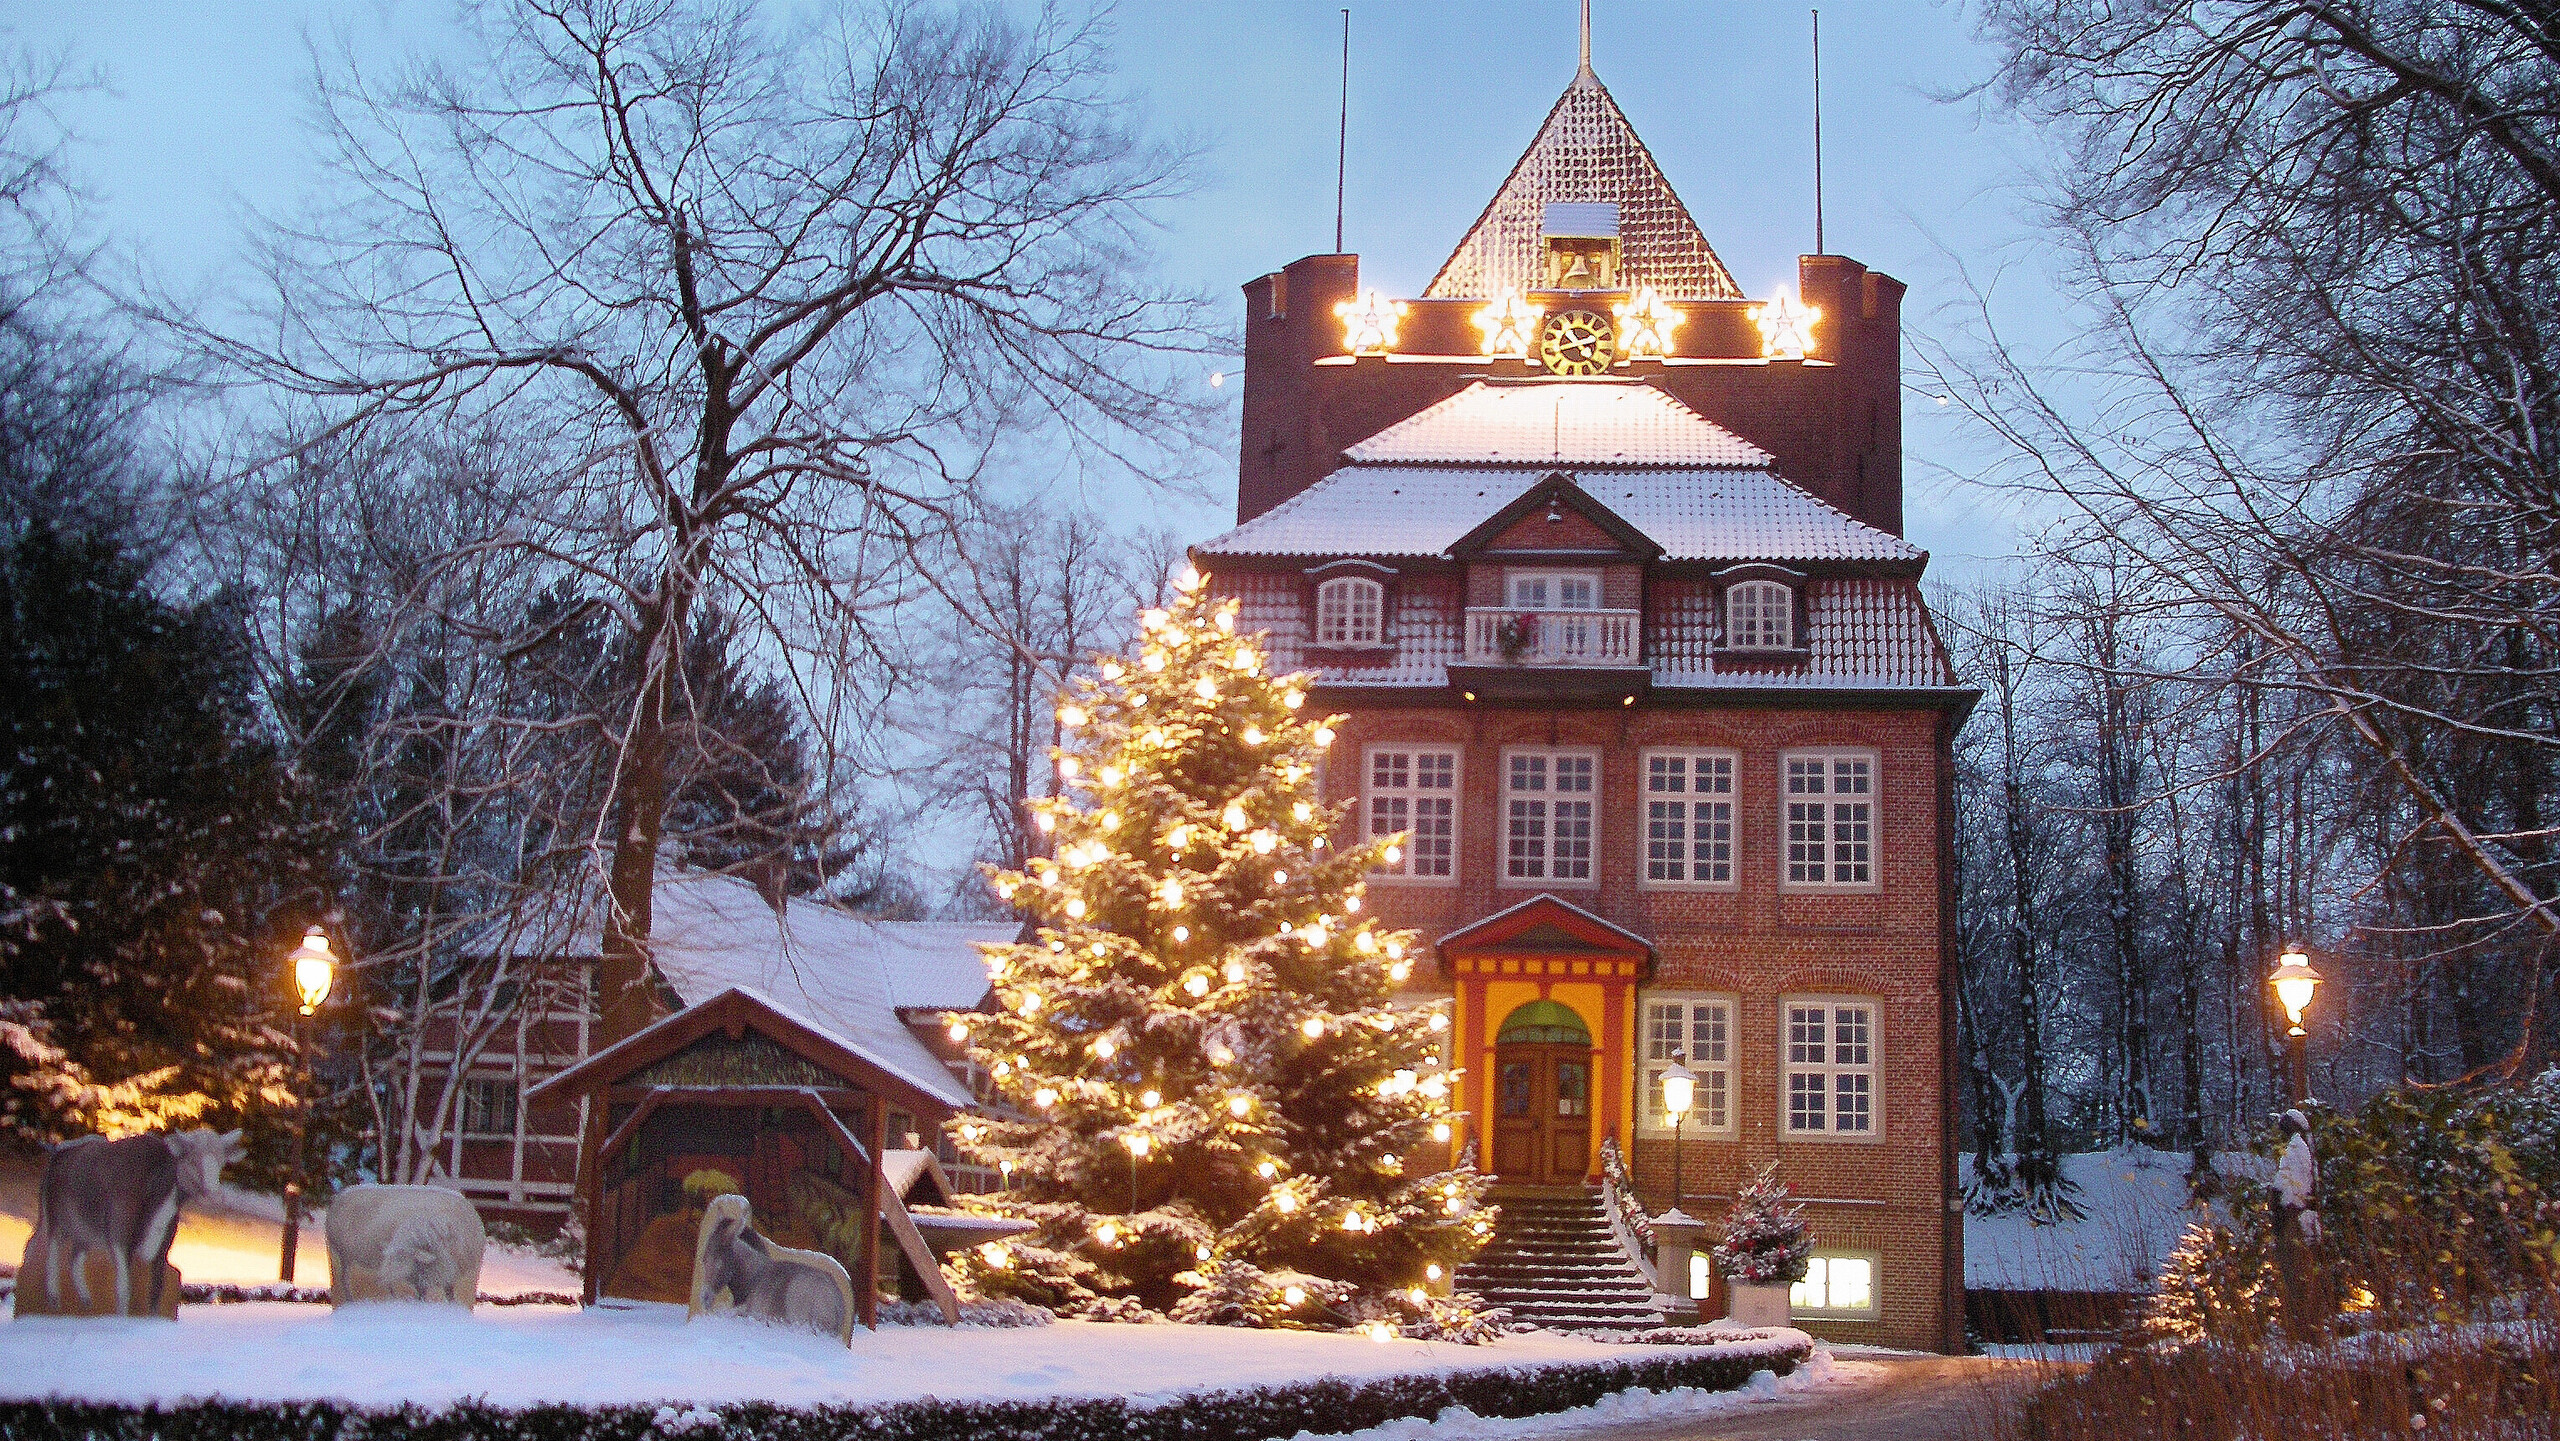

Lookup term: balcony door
[1507,571,1600,660]
[1490,999,1595,1185]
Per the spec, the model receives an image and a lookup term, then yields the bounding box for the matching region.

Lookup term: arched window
[1725,579,1794,650]
[1315,576,1385,645]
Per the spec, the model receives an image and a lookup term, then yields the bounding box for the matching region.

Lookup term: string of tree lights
[945,568,1496,1333]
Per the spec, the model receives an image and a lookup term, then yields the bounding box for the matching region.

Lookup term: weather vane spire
[1579,0,1592,72]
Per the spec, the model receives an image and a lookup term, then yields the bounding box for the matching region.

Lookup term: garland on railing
[1598,1136,1654,1251]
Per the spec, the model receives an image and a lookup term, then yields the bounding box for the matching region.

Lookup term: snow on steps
[1459,1188,1666,1332]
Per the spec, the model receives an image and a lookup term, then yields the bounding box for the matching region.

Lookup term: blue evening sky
[20,2,2054,573]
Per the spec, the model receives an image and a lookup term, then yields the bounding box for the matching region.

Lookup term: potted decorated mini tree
[1711,1161,1813,1328]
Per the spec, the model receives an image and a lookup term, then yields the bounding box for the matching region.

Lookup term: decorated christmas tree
[1710,1162,1814,1286]
[948,570,1493,1328]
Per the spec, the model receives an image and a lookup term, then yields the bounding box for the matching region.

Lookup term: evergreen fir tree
[950,571,1492,1327]
[1710,1162,1814,1286]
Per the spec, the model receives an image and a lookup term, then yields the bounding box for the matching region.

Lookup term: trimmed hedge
[0,1340,1808,1441]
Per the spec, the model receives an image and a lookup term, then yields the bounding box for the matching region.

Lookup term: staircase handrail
[1596,1135,1658,1288]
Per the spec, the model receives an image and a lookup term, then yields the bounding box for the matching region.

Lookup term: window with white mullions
[1782,998,1880,1137]
[1316,576,1386,645]
[1640,995,1733,1132]
[1504,750,1595,884]
[1724,579,1795,650]
[1783,751,1876,887]
[1366,747,1458,880]
[459,1076,519,1138]
[1643,750,1735,886]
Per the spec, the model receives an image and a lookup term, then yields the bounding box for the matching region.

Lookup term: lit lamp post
[2269,947,2323,1106]
[1659,1052,1696,1219]
[279,926,335,1283]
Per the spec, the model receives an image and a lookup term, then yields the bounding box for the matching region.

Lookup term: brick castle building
[1194,45,1972,1352]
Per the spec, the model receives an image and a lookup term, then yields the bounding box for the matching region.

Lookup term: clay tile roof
[1343,381,1771,469]
[1425,67,1740,302]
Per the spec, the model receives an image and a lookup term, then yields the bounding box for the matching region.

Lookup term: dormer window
[1316,576,1386,646]
[1725,579,1795,651]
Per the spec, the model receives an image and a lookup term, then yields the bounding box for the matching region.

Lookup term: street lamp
[1659,1052,1696,1220]
[280,927,336,1282]
[2269,946,2323,1105]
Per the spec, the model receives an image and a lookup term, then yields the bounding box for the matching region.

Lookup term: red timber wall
[1235,252,1907,535]
[414,966,593,1226]
[1322,697,1959,1353]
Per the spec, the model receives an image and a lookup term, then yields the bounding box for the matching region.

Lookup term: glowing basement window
[1315,576,1385,646]
[1689,1252,1710,1301]
[1791,1254,1878,1318]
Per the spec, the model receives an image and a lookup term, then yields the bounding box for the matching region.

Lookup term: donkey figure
[40,1128,246,1316]
[688,1193,855,1344]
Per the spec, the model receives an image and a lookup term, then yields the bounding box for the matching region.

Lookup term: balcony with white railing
[1462,607,1641,668]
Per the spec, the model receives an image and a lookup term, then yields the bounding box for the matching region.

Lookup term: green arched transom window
[1496,998,1592,1046]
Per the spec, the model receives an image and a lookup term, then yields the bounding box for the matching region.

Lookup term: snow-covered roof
[1426,67,1740,302]
[489,870,1005,1111]
[1343,382,1772,470]
[1199,464,1919,567]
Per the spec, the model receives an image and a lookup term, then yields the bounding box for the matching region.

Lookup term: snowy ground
[0,1301,1815,1412]
[1959,1148,2256,1293]
[0,1158,581,1298]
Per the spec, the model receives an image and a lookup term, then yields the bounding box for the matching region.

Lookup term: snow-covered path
[0,1302,1810,1412]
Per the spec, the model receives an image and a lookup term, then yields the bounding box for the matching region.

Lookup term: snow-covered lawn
[1961,1148,2246,1293]
[0,1301,1813,1412]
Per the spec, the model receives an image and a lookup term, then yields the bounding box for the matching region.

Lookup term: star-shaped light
[1335,289,1408,356]
[1612,286,1681,359]
[1750,288,1821,361]
[1472,287,1543,359]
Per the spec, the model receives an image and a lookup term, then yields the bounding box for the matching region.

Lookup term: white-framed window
[1791,1252,1880,1319]
[1506,570,1599,611]
[459,1076,519,1138]
[1315,576,1386,645]
[1503,749,1596,885]
[1642,750,1736,887]
[1783,750,1876,888]
[1366,746,1459,881]
[1639,994,1734,1134]
[1725,579,1795,650]
[1783,997,1880,1138]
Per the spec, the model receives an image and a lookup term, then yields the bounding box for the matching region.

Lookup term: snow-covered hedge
[0,1341,1811,1441]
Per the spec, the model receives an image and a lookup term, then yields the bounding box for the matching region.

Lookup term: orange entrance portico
[1439,896,1653,1186]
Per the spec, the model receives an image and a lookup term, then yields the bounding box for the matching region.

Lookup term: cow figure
[324,1184,485,1308]
[36,1128,245,1317]
[688,1193,855,1344]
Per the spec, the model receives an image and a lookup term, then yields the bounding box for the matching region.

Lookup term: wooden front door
[1491,1042,1594,1184]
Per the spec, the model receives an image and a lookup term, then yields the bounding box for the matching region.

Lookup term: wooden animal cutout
[324,1184,487,1307]
[688,1193,855,1344]
[18,1128,244,1318]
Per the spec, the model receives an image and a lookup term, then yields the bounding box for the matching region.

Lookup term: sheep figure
[324,1184,485,1308]
[688,1193,855,1344]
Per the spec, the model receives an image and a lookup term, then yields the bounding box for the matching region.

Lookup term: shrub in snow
[1710,1163,1812,1286]
[0,1341,1816,1441]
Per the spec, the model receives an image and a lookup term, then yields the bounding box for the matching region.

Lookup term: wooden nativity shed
[529,985,964,1327]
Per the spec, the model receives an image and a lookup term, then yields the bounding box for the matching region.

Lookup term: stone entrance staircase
[1456,1187,1665,1332]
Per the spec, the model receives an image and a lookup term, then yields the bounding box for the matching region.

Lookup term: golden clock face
[1539,310,1616,376]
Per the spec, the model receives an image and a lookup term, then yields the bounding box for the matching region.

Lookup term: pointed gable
[1425,67,1740,302]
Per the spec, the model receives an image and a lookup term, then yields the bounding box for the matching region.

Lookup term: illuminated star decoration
[1335,289,1408,356]
[1472,287,1543,359]
[1611,286,1681,359]
[1750,288,1821,361]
